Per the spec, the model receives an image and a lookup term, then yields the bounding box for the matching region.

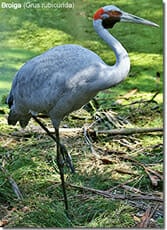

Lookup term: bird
[6,5,158,211]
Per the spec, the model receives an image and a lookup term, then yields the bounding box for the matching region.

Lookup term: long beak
[121,12,159,27]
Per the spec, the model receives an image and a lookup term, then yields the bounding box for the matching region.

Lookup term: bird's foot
[60,144,75,173]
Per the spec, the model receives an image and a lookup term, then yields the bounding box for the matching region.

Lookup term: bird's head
[93,5,159,28]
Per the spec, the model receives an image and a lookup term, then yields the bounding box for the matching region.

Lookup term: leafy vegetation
[0,0,163,228]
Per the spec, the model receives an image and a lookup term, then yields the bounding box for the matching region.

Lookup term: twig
[10,127,163,138]
[143,91,160,108]
[137,203,160,228]
[68,183,111,198]
[118,155,163,186]
[129,200,163,215]
[96,127,163,135]
[83,126,99,157]
[0,164,23,200]
[107,177,140,193]
[121,92,159,107]
[67,183,163,202]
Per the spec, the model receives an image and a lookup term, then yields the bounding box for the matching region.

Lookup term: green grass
[0,0,163,228]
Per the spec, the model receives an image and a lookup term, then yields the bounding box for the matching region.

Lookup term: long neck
[93,19,130,88]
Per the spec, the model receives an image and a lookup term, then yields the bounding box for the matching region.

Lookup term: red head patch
[93,8,104,20]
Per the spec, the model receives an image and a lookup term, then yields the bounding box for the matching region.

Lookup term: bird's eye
[109,10,122,17]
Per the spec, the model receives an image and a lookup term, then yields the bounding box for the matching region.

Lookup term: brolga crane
[6,5,158,211]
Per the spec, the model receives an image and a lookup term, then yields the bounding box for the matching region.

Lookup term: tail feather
[6,93,13,108]
[19,117,31,128]
[8,110,31,128]
[7,91,31,128]
[8,110,18,126]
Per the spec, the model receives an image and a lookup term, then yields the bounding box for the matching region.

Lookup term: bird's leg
[55,128,68,211]
[32,116,69,210]
[32,115,74,172]
[60,144,75,173]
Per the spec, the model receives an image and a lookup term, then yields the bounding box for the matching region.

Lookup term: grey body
[7,44,114,128]
[7,34,129,128]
